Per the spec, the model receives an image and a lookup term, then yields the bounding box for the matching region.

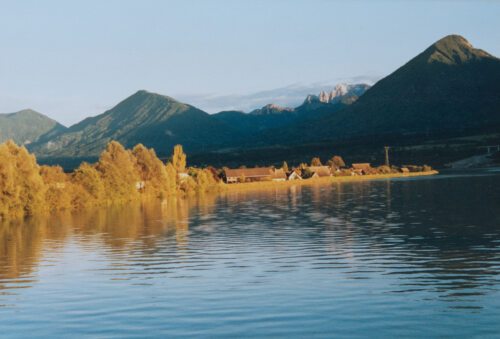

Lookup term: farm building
[308,166,332,178]
[287,170,302,181]
[351,163,372,175]
[224,167,274,183]
[271,168,287,182]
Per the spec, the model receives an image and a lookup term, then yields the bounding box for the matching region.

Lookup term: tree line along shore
[0,140,434,220]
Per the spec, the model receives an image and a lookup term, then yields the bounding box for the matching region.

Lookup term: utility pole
[384,146,390,167]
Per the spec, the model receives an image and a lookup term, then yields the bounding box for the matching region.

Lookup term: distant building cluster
[223,162,375,184]
[221,158,433,184]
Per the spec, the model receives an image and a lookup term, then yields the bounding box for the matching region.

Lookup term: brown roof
[308,166,331,177]
[225,167,273,178]
[352,163,371,170]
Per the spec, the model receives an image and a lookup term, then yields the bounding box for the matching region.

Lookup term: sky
[0,0,499,126]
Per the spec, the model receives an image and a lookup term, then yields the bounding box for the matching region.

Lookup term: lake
[1,169,499,338]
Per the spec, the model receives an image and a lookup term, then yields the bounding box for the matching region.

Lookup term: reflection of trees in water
[1,176,499,302]
[0,215,71,290]
[0,194,217,290]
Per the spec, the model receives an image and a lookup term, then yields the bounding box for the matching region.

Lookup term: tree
[327,155,346,169]
[165,162,178,192]
[171,144,186,173]
[301,167,314,179]
[96,141,140,202]
[72,162,105,206]
[132,144,171,198]
[40,165,72,211]
[0,141,46,218]
[310,157,322,166]
[282,161,289,172]
[185,167,218,193]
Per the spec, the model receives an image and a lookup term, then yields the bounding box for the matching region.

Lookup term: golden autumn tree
[171,144,186,173]
[96,141,140,202]
[282,161,289,172]
[165,162,178,192]
[310,157,322,166]
[0,141,46,219]
[187,168,219,193]
[132,144,172,198]
[71,162,105,208]
[327,155,346,169]
[0,142,17,218]
[40,165,72,211]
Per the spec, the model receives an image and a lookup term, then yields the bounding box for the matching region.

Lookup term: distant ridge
[0,109,66,145]
[29,83,368,158]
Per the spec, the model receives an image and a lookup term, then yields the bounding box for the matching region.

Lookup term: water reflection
[0,171,499,336]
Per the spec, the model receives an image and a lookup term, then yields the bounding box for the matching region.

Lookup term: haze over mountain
[177,79,377,114]
[0,109,66,145]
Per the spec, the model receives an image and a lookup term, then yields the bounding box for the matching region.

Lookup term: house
[351,163,372,175]
[308,166,332,178]
[135,181,145,191]
[400,167,410,174]
[178,172,190,182]
[224,167,274,183]
[287,170,302,181]
[271,168,287,181]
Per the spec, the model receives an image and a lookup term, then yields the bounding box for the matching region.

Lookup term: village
[220,155,433,184]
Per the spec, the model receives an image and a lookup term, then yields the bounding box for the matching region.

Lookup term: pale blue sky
[0,0,499,126]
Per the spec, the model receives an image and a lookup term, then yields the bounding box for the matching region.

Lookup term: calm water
[1,170,499,338]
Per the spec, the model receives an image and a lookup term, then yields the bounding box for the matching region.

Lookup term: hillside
[29,85,367,160]
[30,90,236,157]
[0,109,66,145]
[309,35,500,140]
[213,84,369,139]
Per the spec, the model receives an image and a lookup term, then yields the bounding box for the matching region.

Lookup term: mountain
[0,109,66,145]
[30,84,366,159]
[212,104,297,135]
[305,35,500,140]
[249,104,294,115]
[302,83,370,107]
[30,90,236,157]
[213,84,369,134]
[28,34,500,168]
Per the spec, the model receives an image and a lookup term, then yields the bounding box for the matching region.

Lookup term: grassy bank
[223,170,439,193]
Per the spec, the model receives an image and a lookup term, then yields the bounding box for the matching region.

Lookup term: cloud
[175,76,380,113]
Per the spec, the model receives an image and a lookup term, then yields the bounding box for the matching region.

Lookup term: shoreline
[222,170,439,193]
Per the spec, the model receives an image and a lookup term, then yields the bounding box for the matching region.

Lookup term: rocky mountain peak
[303,83,370,105]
